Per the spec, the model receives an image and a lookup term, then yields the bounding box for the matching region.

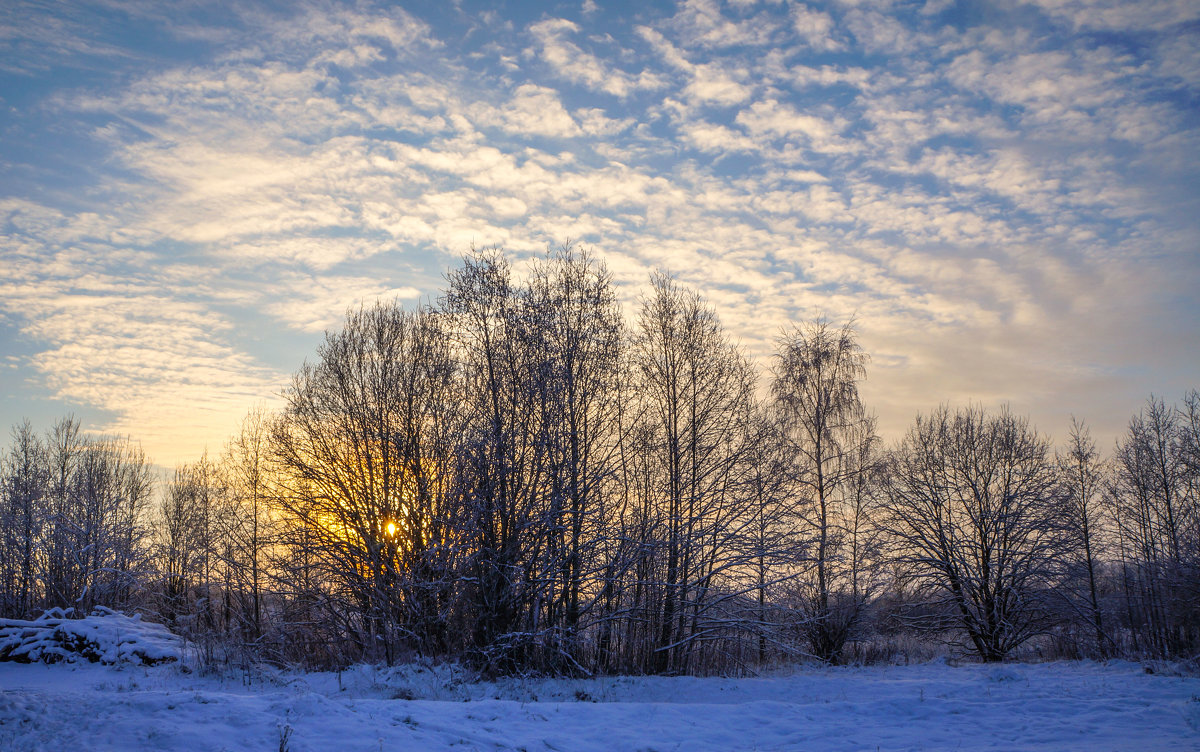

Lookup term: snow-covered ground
[2,657,1197,751]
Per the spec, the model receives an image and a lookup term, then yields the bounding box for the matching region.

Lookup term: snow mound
[0,607,181,666]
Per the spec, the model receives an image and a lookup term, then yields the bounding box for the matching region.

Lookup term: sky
[1,0,1197,469]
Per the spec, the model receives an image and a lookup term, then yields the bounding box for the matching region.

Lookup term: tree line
[1,246,1197,673]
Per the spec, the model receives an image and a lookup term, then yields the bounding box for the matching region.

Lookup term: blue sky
[1,0,1197,468]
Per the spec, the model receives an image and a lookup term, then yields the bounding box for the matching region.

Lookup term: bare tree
[628,272,759,673]
[271,301,461,663]
[22,416,154,616]
[444,248,554,671]
[0,421,46,617]
[1108,395,1198,657]
[42,416,83,609]
[772,319,878,663]
[1056,417,1113,657]
[191,452,225,634]
[380,306,462,657]
[1,418,152,618]
[93,437,154,611]
[737,409,795,664]
[837,413,887,656]
[220,407,276,642]
[157,464,204,629]
[884,405,1066,661]
[523,245,627,665]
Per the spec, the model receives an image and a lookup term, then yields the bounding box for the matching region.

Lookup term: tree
[85,436,154,612]
[1,418,151,619]
[1108,394,1199,657]
[523,245,626,663]
[42,416,83,609]
[30,417,154,615]
[772,319,878,663]
[737,408,795,664]
[1056,417,1113,657]
[157,464,204,629]
[444,248,553,671]
[0,421,46,617]
[272,301,462,663]
[884,405,1066,661]
[220,407,276,642]
[628,272,759,673]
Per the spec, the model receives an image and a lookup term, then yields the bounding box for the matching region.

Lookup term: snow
[1,659,1197,751]
[0,608,181,666]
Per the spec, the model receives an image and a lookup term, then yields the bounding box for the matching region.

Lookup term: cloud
[791,4,842,51]
[480,84,581,139]
[528,18,664,98]
[638,26,752,105]
[1020,0,1200,32]
[0,0,1196,463]
[263,275,422,333]
[0,1,142,75]
[258,5,440,60]
[680,121,758,152]
[843,9,932,56]
[0,202,285,466]
[734,99,857,155]
[668,0,781,48]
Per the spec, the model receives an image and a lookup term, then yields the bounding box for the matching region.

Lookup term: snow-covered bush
[0,606,181,665]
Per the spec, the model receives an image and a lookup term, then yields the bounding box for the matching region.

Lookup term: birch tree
[772,319,878,663]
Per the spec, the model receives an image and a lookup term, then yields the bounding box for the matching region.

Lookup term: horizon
[2,0,1197,470]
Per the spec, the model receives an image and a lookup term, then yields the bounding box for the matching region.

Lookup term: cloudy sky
[1,0,1197,468]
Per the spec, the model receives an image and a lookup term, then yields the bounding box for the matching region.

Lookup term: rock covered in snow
[0,606,181,665]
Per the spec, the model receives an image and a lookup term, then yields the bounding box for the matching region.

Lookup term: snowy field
[2,657,1198,751]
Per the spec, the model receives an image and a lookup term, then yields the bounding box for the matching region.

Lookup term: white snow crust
[1,659,1197,750]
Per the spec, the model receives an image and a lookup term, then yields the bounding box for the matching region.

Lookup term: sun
[386,520,396,537]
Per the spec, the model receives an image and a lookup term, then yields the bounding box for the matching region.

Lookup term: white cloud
[668,0,781,48]
[637,26,753,106]
[263,275,422,333]
[313,43,384,68]
[1021,0,1200,32]
[946,50,1118,110]
[735,99,856,154]
[529,18,664,98]
[575,108,636,137]
[680,121,758,152]
[1,0,1196,462]
[214,237,385,271]
[791,4,842,51]
[843,9,930,55]
[268,5,440,58]
[0,209,285,466]
[486,84,581,139]
[784,169,829,184]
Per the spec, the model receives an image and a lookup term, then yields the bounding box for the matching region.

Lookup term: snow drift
[0,607,181,666]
